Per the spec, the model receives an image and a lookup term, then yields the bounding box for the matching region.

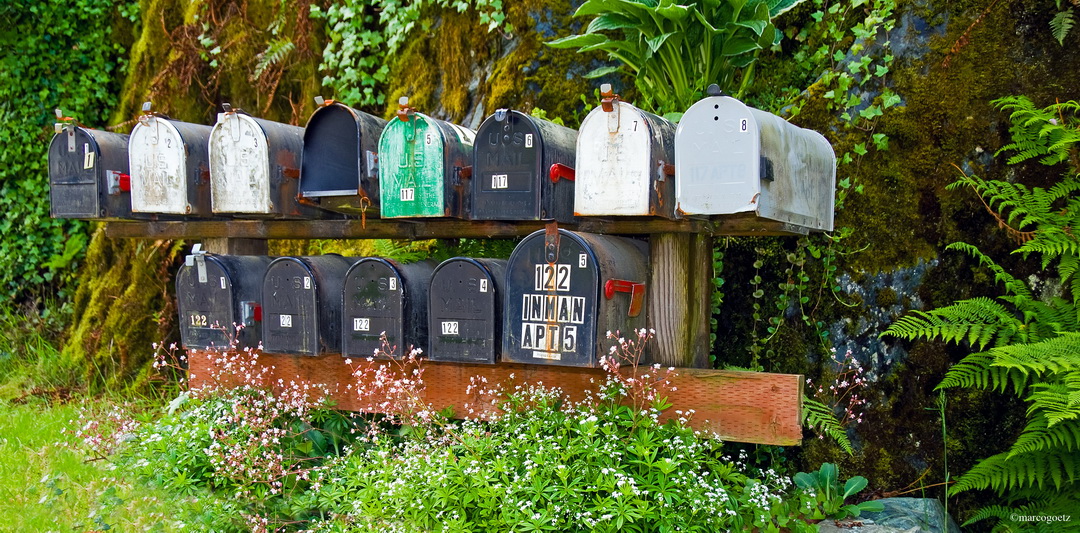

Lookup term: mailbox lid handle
[604,278,645,317]
[549,163,575,183]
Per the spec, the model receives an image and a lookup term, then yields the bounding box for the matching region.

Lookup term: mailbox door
[299,104,387,215]
[343,259,434,358]
[176,255,271,350]
[49,128,132,219]
[130,118,188,214]
[210,113,271,214]
[575,102,675,217]
[472,111,544,220]
[674,96,762,216]
[262,256,353,356]
[503,230,600,366]
[130,118,213,216]
[428,258,506,363]
[379,114,446,218]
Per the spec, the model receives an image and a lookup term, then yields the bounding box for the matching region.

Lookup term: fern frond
[1008,414,1080,457]
[254,38,296,79]
[949,448,1078,494]
[802,397,853,455]
[1051,10,1075,45]
[991,332,1080,375]
[1027,381,1080,426]
[938,350,1033,393]
[948,242,1035,301]
[883,297,1022,349]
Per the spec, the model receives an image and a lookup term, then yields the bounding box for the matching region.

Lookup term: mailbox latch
[106,170,131,195]
[396,96,416,123]
[600,83,621,133]
[759,156,775,182]
[185,243,208,283]
[365,150,379,179]
[544,221,560,263]
[604,279,646,317]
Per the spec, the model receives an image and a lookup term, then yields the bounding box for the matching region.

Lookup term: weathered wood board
[187,350,804,445]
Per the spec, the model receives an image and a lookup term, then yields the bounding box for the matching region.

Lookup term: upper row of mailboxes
[49,85,837,232]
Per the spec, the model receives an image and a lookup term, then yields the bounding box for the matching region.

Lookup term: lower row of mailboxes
[176,229,649,367]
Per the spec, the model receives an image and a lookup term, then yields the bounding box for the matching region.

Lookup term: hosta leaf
[655,3,691,22]
[722,35,761,56]
[585,65,623,78]
[645,32,677,52]
[768,0,809,17]
[587,13,640,33]
[734,19,768,35]
[546,33,607,49]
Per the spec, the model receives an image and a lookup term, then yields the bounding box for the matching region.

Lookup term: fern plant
[803,397,854,455]
[883,96,1080,530]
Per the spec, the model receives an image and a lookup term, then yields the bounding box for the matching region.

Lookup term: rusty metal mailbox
[428,257,507,364]
[175,246,272,351]
[342,258,435,359]
[675,85,836,231]
[298,97,388,216]
[48,116,133,220]
[471,109,577,222]
[209,104,315,218]
[503,228,649,367]
[378,97,475,218]
[574,85,677,219]
[262,255,355,356]
[128,103,214,216]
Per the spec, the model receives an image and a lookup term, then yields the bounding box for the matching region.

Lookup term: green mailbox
[377,97,476,218]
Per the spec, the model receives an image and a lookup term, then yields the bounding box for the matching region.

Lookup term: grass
[0,398,192,532]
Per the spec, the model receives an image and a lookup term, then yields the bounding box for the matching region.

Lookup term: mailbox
[675,85,836,231]
[504,227,649,367]
[209,104,317,218]
[298,98,388,216]
[175,247,272,351]
[378,97,475,218]
[262,255,356,356]
[342,258,435,359]
[471,109,577,222]
[48,117,133,220]
[428,258,507,364]
[128,103,214,216]
[574,85,677,219]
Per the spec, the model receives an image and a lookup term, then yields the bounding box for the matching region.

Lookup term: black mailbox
[342,258,436,359]
[175,247,272,351]
[209,105,328,219]
[428,257,507,364]
[504,228,649,367]
[128,104,214,217]
[262,255,356,356]
[48,120,134,220]
[471,109,577,222]
[298,98,388,216]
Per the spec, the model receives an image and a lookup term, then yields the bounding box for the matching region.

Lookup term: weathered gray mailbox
[471,109,577,222]
[128,103,214,216]
[378,97,475,218]
[574,85,677,219]
[298,97,388,216]
[342,258,435,359]
[675,85,836,231]
[48,115,133,220]
[209,104,315,218]
[504,227,649,367]
[428,257,507,364]
[175,246,272,351]
[262,255,355,356]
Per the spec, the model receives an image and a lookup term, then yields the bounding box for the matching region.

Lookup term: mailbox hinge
[604,279,646,317]
[185,243,209,283]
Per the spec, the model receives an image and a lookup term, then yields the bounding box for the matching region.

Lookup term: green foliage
[791,462,884,519]
[0,1,129,301]
[546,0,803,116]
[313,0,513,108]
[803,397,854,455]
[883,96,1080,528]
[1051,0,1076,45]
[994,95,1080,166]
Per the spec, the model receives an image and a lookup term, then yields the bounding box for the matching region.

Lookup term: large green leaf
[645,31,677,52]
[733,19,769,35]
[721,35,761,56]
[584,65,623,78]
[655,3,692,23]
[588,12,642,33]
[767,0,809,17]
[546,33,608,49]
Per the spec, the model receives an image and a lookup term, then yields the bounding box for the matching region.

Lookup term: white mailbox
[574,84,677,219]
[675,85,836,232]
[129,103,214,216]
[209,105,314,218]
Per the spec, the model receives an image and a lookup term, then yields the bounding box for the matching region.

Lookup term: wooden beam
[187,350,804,446]
[105,214,808,240]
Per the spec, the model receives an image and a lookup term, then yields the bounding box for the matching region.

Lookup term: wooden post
[647,233,713,368]
[202,237,268,255]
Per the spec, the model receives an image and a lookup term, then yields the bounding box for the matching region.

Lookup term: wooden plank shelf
[188,350,805,446]
[105,214,807,240]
